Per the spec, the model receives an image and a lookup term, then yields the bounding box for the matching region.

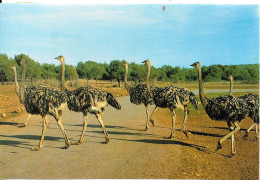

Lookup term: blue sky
[0,4,259,68]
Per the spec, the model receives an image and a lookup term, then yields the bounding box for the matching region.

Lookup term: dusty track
[0,96,259,179]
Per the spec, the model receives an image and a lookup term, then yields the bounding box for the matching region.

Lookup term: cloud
[2,5,159,29]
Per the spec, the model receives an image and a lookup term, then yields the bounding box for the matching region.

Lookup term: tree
[107,60,125,87]
[76,61,87,79]
[41,63,57,79]
[204,65,223,82]
[0,54,16,84]
[56,64,78,81]
[14,54,42,82]
[129,62,146,83]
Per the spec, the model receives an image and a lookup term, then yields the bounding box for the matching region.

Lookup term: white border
[1,0,260,5]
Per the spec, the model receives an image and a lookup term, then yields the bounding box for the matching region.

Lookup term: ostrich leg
[23,114,31,126]
[18,114,31,127]
[145,105,150,130]
[215,122,240,155]
[72,112,89,145]
[168,110,176,139]
[180,105,189,138]
[32,116,49,151]
[96,114,110,144]
[243,123,259,139]
[55,115,70,149]
[149,106,158,126]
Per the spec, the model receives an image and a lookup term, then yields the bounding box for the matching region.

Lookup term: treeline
[0,53,259,85]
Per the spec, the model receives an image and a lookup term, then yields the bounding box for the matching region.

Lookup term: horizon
[0,4,259,68]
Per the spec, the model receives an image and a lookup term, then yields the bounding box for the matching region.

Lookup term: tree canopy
[1,53,258,85]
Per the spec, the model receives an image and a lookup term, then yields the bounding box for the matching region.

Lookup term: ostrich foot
[18,124,26,128]
[167,133,176,139]
[62,144,70,149]
[182,130,190,138]
[71,141,83,145]
[149,119,155,126]
[231,149,236,155]
[215,142,222,152]
[143,126,149,131]
[226,154,235,158]
[31,146,42,151]
[243,132,249,139]
[105,138,110,144]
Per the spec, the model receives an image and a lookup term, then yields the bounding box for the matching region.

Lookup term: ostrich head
[18,58,25,66]
[142,59,150,66]
[55,55,65,64]
[190,62,200,69]
[228,75,233,81]
[10,65,16,71]
[123,61,128,68]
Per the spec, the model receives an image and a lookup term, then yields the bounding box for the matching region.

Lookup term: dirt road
[0,96,259,179]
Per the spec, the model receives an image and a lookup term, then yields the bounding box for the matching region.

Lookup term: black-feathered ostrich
[191,62,254,155]
[141,60,198,138]
[16,58,70,151]
[55,56,121,144]
[227,75,259,139]
[123,60,156,130]
[10,65,33,127]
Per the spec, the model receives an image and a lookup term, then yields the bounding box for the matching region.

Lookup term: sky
[0,2,259,68]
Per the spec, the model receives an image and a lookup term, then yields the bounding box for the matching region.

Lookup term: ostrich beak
[141,60,147,64]
[190,63,196,67]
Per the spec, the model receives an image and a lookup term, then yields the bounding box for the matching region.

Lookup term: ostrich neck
[20,62,25,103]
[12,68,19,96]
[124,65,130,94]
[229,78,233,95]
[197,67,207,107]
[146,63,151,95]
[61,61,65,90]
[11,68,24,104]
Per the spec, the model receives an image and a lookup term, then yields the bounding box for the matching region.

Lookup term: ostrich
[191,61,254,155]
[140,60,198,138]
[17,58,70,151]
[123,60,156,130]
[10,65,32,127]
[227,75,259,139]
[55,56,121,144]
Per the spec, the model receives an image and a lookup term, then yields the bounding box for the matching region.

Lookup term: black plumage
[191,61,254,155]
[55,56,121,144]
[129,83,154,106]
[150,85,199,138]
[238,93,259,138]
[65,86,121,113]
[24,86,68,116]
[16,58,70,151]
[227,75,259,138]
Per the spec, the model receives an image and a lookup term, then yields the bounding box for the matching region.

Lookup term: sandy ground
[0,96,259,179]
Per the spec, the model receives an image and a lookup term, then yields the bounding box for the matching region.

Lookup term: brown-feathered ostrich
[140,60,198,138]
[17,58,70,151]
[10,65,32,127]
[55,56,121,144]
[123,60,156,130]
[191,62,254,155]
[227,75,259,139]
